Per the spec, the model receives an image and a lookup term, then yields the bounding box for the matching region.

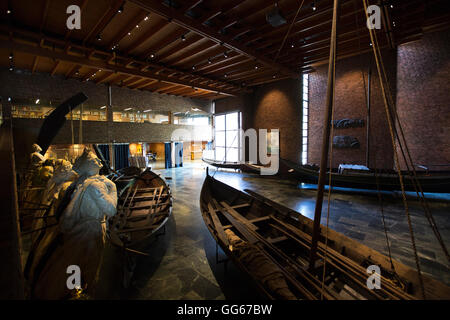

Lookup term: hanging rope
[364,0,449,264]
[362,0,426,299]
[274,0,306,63]
[320,49,337,300]
[354,1,397,277]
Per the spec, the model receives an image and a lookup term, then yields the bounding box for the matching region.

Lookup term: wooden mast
[366,67,371,167]
[309,0,339,270]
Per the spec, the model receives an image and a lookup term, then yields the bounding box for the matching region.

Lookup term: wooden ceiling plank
[124,19,168,54]
[31,56,39,73]
[139,28,187,59]
[0,26,245,95]
[0,39,238,96]
[134,79,158,89]
[106,10,148,48]
[96,71,118,84]
[127,0,298,78]
[83,0,125,44]
[40,0,51,32]
[156,33,203,61]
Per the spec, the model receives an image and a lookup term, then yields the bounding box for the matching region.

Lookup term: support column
[107,85,115,170]
[0,99,25,299]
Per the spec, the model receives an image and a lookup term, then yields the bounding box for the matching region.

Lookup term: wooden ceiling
[0,0,449,100]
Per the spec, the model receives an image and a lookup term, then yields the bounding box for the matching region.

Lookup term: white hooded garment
[31,149,117,299]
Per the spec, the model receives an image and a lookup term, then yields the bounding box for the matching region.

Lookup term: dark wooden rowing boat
[202,157,241,170]
[200,171,450,300]
[108,169,172,250]
[281,158,450,193]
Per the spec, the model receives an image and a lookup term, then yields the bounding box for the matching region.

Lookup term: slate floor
[94,160,450,299]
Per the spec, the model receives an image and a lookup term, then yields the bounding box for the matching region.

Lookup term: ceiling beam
[127,0,299,78]
[0,25,248,95]
[0,39,241,96]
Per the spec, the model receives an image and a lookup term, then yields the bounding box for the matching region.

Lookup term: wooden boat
[108,169,172,250]
[202,157,241,170]
[200,171,450,300]
[281,158,450,193]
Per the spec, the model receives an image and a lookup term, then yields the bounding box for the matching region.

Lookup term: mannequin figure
[30,148,117,299]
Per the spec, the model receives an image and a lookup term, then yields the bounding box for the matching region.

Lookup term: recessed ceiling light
[7,9,11,14]
[255,66,259,70]
[150,53,155,58]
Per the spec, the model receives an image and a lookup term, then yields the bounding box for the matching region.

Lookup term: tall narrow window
[214,111,241,162]
[302,73,309,165]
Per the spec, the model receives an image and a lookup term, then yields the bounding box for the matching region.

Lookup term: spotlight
[181,34,186,41]
[150,53,155,59]
[224,73,228,78]
[8,97,11,102]
[390,5,394,9]
[192,65,196,70]
[254,65,259,70]
[9,66,13,71]
[35,99,40,104]
[118,5,124,13]
[311,2,316,11]
[100,106,106,109]
[273,75,276,79]
[208,58,212,64]
[144,16,149,21]
[9,53,13,60]
[291,44,295,48]
[224,52,228,58]
[7,9,11,14]
[96,34,102,41]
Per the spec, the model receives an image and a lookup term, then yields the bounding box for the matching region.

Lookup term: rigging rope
[353,0,397,277]
[321,58,336,300]
[365,1,449,263]
[362,0,426,299]
[274,0,305,63]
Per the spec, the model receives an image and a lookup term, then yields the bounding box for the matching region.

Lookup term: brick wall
[215,79,303,164]
[308,50,397,169]
[396,31,450,170]
[214,94,253,130]
[252,79,303,163]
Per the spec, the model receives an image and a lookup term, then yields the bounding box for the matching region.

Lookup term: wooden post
[107,85,115,170]
[0,99,25,299]
[309,0,339,270]
[78,103,83,144]
[366,67,371,168]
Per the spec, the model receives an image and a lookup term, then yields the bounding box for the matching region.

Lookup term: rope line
[362,0,425,299]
